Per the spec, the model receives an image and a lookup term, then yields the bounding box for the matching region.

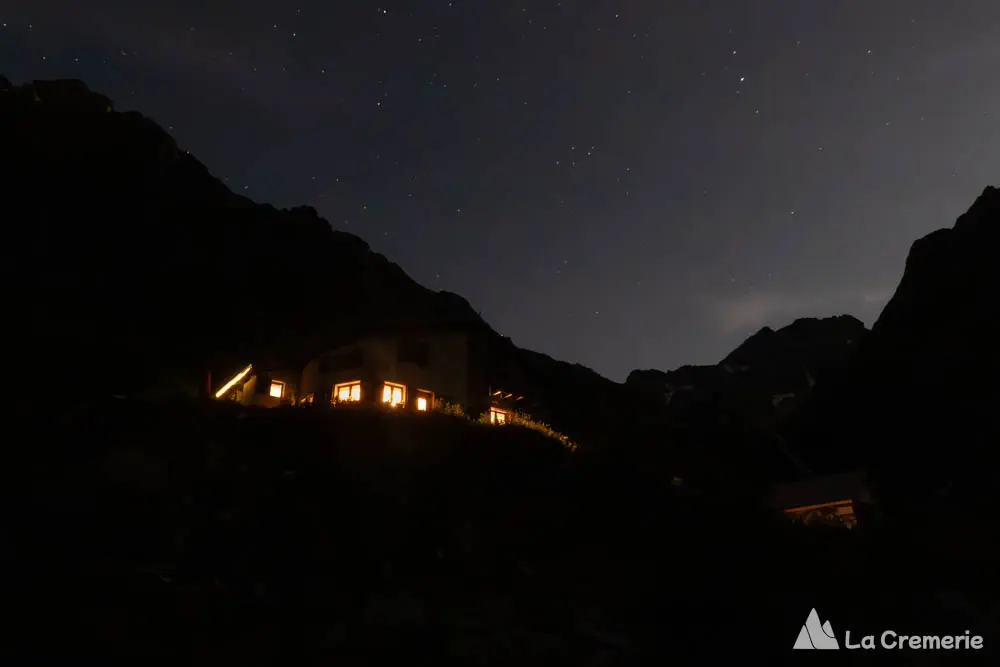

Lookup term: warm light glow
[334,381,362,402]
[784,499,857,529]
[490,407,508,424]
[381,382,405,406]
[417,397,428,411]
[269,381,284,398]
[215,364,253,399]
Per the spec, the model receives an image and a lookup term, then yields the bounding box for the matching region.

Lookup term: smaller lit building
[769,470,872,530]
[212,362,300,408]
[486,387,526,425]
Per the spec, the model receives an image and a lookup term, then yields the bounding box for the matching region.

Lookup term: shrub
[433,400,467,418]
[474,409,577,451]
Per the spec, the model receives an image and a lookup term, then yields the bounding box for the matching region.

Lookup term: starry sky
[3,2,999,381]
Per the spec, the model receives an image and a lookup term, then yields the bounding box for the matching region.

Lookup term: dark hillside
[5,73,1000,664]
[1,77,487,397]
[787,186,1000,529]
[1,76,666,456]
[7,397,994,664]
[2,75,856,484]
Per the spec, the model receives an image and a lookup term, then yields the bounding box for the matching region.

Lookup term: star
[8,0,990,383]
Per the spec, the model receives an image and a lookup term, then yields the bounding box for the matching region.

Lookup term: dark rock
[626,315,866,432]
[13,397,982,664]
[30,78,113,113]
[790,185,1000,526]
[7,68,1000,657]
[0,76,666,457]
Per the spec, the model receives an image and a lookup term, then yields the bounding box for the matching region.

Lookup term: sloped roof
[768,469,871,509]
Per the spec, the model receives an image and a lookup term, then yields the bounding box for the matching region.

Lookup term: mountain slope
[626,315,867,434]
[2,76,663,454]
[789,185,1000,522]
[15,394,957,664]
[2,77,487,384]
[5,75,905,496]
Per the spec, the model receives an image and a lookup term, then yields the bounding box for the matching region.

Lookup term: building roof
[768,469,871,510]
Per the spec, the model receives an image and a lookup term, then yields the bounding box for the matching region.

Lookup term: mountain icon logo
[793,608,840,649]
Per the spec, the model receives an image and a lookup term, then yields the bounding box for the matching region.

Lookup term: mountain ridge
[0,75,881,489]
[2,75,663,453]
[786,183,1000,526]
[12,74,999,513]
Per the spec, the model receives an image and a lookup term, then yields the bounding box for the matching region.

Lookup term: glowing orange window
[489,407,508,424]
[334,381,362,402]
[382,382,406,407]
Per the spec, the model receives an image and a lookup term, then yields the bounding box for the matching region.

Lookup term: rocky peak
[627,315,866,395]
[624,315,868,459]
[3,76,488,387]
[722,315,867,368]
[5,75,655,450]
[789,184,1000,523]
[869,184,1000,342]
[2,78,114,113]
[954,185,1000,235]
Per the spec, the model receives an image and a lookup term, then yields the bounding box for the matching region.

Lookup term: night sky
[3,2,998,380]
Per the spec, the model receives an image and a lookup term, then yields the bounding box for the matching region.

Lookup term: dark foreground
[6,398,997,665]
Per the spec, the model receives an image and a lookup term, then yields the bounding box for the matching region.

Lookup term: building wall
[220,331,544,422]
[301,331,472,408]
[233,368,298,407]
[234,374,257,405]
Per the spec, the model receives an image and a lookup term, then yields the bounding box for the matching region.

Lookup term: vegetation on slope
[9,397,996,664]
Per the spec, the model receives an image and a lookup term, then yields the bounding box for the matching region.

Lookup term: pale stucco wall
[302,331,472,409]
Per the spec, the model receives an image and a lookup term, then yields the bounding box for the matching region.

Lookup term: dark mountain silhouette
[787,185,1000,533]
[7,75,1000,662]
[2,76,664,452]
[15,395,990,664]
[625,316,867,486]
[627,315,866,427]
[2,75,857,486]
[2,76,485,384]
[0,75,889,497]
[9,75,999,514]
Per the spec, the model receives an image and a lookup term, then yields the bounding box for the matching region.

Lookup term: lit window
[381,382,406,407]
[334,381,362,402]
[490,407,508,424]
[269,381,284,398]
[414,389,434,412]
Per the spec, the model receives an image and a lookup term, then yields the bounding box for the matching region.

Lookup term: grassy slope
[8,398,994,664]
